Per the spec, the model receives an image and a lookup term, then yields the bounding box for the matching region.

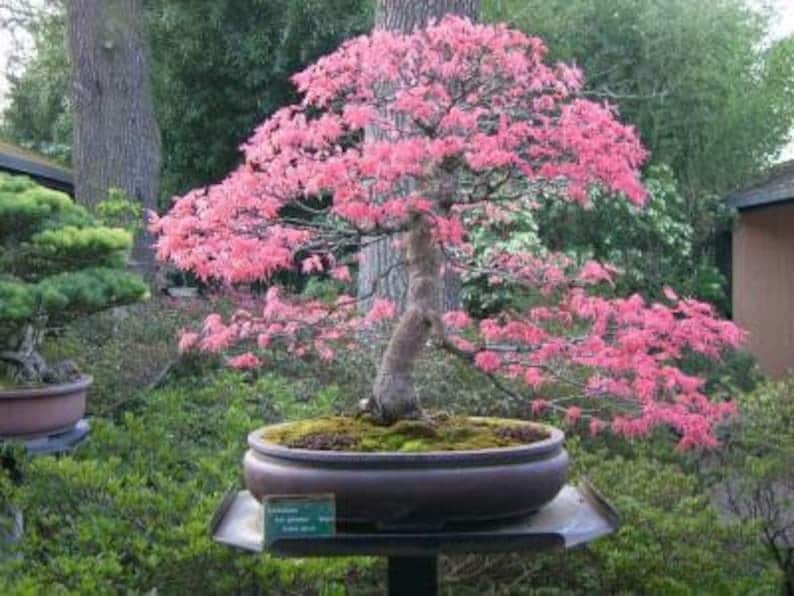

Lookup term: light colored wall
[733,201,794,377]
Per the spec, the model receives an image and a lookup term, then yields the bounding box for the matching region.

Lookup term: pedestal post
[387,555,438,596]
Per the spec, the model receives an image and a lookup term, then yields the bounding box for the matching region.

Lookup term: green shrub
[94,188,144,235]
[4,298,783,594]
[0,370,374,594]
[39,296,220,418]
[443,441,777,595]
[708,379,794,594]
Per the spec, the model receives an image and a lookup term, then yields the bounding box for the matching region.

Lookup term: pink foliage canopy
[152,17,743,449]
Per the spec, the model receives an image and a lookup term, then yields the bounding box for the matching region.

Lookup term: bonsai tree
[153,17,743,449]
[0,174,148,385]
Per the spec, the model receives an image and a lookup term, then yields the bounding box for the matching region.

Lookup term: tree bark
[68,0,161,280]
[369,214,443,423]
[375,0,479,33]
[357,0,479,313]
[0,324,47,384]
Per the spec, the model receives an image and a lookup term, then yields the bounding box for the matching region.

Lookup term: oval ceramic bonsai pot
[0,376,91,438]
[243,418,569,530]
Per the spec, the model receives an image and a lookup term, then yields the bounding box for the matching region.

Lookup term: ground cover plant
[440,442,779,595]
[154,16,742,450]
[711,379,794,593]
[0,366,374,595]
[0,305,784,593]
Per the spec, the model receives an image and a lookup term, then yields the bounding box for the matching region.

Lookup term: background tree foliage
[483,0,794,197]
[537,165,733,310]
[463,166,733,315]
[476,0,794,310]
[3,0,790,309]
[1,5,70,164]
[2,0,372,200]
[146,0,372,199]
[7,0,793,200]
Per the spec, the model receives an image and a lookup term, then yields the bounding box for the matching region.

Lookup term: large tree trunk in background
[357,0,478,313]
[68,0,161,280]
[375,0,479,32]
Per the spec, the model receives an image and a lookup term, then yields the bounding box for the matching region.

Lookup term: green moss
[262,414,550,452]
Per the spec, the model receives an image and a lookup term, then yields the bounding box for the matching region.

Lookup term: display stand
[211,483,619,596]
[0,419,90,455]
[1,419,90,553]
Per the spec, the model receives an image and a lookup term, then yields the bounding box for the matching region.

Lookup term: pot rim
[0,375,93,400]
[247,416,565,466]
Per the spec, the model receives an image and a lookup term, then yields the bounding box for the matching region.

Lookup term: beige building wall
[733,201,794,377]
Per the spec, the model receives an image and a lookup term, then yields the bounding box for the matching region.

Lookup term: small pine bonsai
[0,174,149,386]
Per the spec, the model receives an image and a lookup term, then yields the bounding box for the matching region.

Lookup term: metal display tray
[1,418,90,456]
[211,482,619,557]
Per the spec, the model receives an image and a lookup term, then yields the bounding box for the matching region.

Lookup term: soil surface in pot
[0,377,46,390]
[0,375,40,390]
[261,414,550,452]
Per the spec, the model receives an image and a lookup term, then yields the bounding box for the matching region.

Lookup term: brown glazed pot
[0,376,91,438]
[243,419,569,530]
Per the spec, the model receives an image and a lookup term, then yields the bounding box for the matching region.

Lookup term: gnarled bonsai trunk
[0,324,79,385]
[368,214,442,424]
[0,325,47,384]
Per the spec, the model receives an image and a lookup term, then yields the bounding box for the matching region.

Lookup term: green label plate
[264,494,335,547]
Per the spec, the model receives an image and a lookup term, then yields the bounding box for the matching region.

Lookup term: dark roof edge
[0,152,73,187]
[726,187,794,210]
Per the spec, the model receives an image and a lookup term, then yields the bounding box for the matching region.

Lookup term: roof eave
[0,152,73,193]
[726,188,794,210]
